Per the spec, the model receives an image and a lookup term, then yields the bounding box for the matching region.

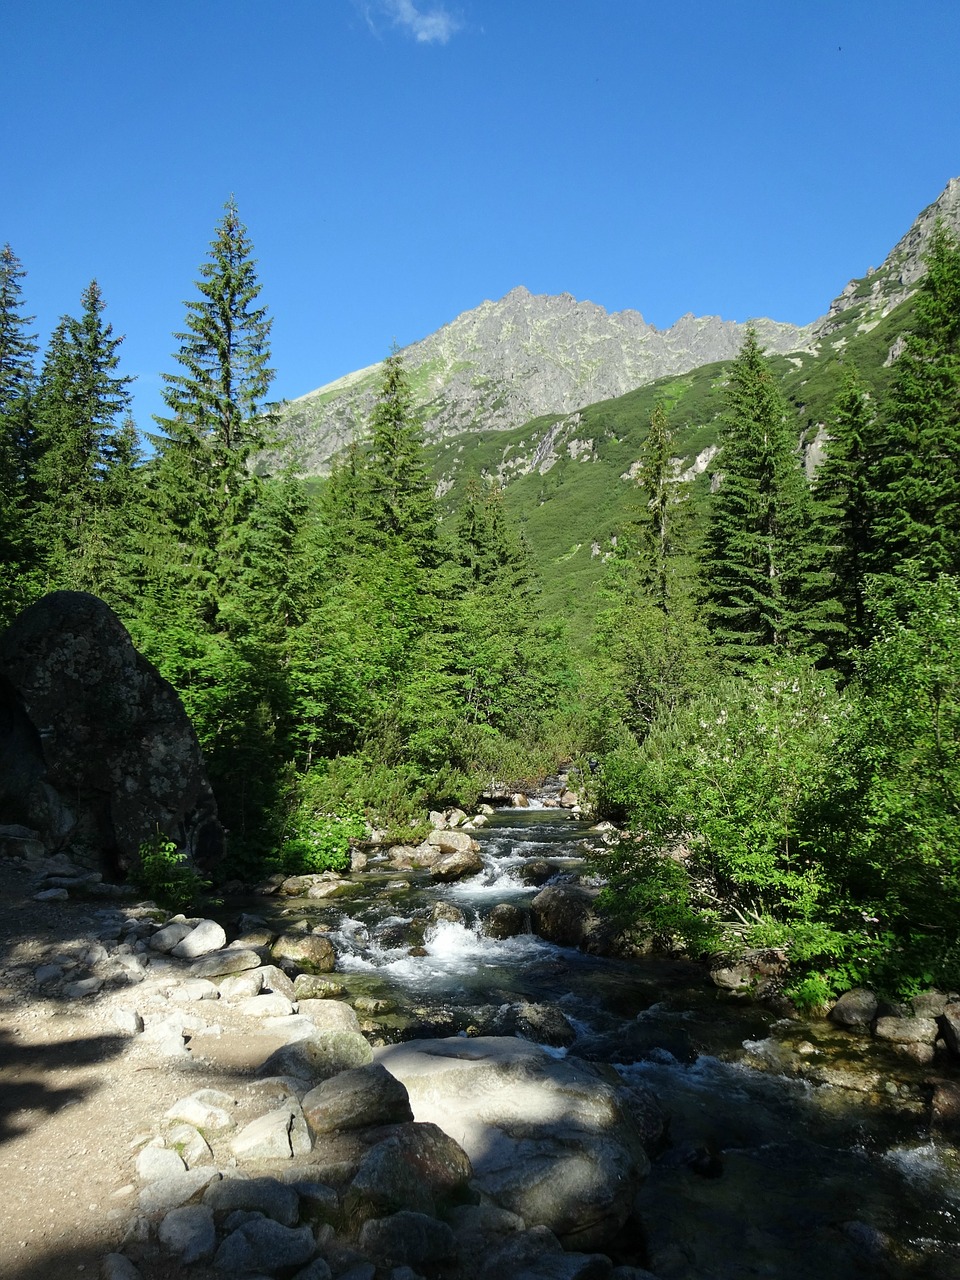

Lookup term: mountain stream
[254,807,960,1279]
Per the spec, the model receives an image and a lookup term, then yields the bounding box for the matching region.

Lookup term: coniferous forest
[4,202,960,1010]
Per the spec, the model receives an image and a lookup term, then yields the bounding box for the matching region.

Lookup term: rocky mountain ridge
[280,178,960,476]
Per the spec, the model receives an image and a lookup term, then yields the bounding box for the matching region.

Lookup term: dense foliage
[595,223,960,1003]
[5,206,960,1005]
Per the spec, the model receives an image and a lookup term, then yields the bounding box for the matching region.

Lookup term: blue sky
[4,1,960,429]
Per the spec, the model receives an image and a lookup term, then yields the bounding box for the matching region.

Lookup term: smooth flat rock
[203,1175,300,1226]
[302,1063,413,1138]
[139,1167,221,1214]
[136,1145,186,1182]
[375,1037,649,1250]
[189,947,262,978]
[171,919,227,958]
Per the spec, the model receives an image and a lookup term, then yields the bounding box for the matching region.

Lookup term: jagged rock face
[0,591,223,875]
[281,286,806,473]
[814,177,960,339]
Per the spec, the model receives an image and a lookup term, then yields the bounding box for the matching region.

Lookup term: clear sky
[4,1,960,430]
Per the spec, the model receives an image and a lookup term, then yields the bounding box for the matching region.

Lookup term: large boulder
[376,1036,650,1251]
[0,591,222,874]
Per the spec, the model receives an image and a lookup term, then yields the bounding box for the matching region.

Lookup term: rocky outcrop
[0,592,222,875]
[376,1036,650,1250]
[280,287,807,474]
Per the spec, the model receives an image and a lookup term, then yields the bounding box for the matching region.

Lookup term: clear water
[249,808,960,1278]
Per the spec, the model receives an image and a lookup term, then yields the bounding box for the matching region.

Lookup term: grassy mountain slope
[430,293,916,644]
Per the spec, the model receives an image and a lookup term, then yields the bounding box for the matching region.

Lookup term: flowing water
[255,807,960,1278]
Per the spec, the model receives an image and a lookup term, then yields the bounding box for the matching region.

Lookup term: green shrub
[135,834,207,911]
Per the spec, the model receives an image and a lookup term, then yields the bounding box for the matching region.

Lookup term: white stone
[219,970,264,1000]
[165,1089,238,1132]
[171,919,227,959]
[136,1144,185,1182]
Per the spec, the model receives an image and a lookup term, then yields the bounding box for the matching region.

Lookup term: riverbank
[3,804,960,1280]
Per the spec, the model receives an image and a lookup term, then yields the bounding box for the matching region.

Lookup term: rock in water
[0,591,223,874]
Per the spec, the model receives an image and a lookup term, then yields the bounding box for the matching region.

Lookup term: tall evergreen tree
[0,244,39,620]
[148,197,276,617]
[813,366,875,650]
[364,346,439,567]
[33,280,135,594]
[865,222,960,579]
[703,330,831,665]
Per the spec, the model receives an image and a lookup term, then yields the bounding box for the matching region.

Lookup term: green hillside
[428,292,917,644]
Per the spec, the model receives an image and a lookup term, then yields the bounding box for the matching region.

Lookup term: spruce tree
[813,366,874,650]
[33,280,135,594]
[364,346,439,567]
[703,330,831,665]
[865,222,960,579]
[0,244,39,620]
[148,197,276,618]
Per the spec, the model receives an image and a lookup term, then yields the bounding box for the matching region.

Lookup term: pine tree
[865,221,960,579]
[813,366,874,650]
[364,346,439,567]
[0,244,39,620]
[33,280,135,594]
[147,199,277,619]
[703,330,830,665]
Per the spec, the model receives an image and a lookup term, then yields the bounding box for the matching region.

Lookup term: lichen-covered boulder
[0,591,222,874]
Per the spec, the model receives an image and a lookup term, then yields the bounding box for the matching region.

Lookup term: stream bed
[248,807,960,1279]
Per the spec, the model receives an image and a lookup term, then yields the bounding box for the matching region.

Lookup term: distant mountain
[280,292,807,474]
[279,177,960,480]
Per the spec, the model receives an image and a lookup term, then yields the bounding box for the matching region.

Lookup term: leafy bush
[135,834,207,910]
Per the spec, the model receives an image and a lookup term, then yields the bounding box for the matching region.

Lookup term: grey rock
[34,963,64,984]
[347,1122,472,1218]
[231,1101,311,1160]
[291,1261,333,1280]
[302,1063,413,1137]
[171,918,227,958]
[165,1122,213,1167]
[376,1037,649,1251]
[530,886,598,948]
[358,1211,456,1269]
[170,978,220,1002]
[0,590,222,875]
[213,1218,316,1273]
[294,999,361,1034]
[149,920,194,953]
[293,973,346,1000]
[139,1167,221,1213]
[165,1088,238,1132]
[515,1002,576,1048]
[34,887,69,901]
[64,975,103,998]
[189,946,262,979]
[236,991,295,1018]
[135,1144,186,1182]
[254,962,298,999]
[158,1203,216,1264]
[830,988,879,1029]
[286,1178,338,1222]
[940,1002,960,1057]
[486,903,526,939]
[271,932,336,974]
[259,1030,373,1082]
[203,1174,300,1226]
[874,1015,939,1045]
[219,969,264,999]
[99,1254,143,1280]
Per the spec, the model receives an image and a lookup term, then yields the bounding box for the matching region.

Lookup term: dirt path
[0,857,265,1280]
